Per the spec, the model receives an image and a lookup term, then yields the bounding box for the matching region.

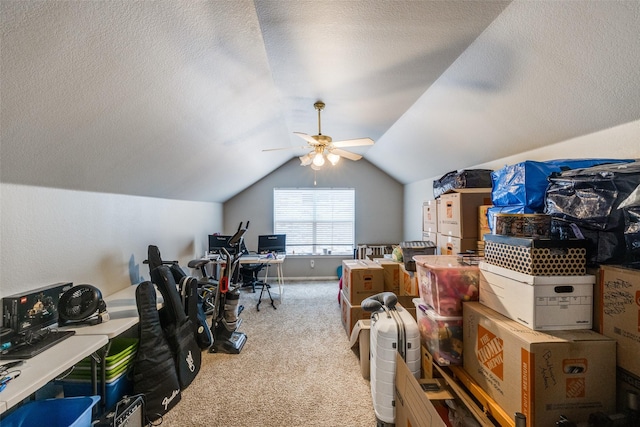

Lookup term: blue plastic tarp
[490,158,633,211]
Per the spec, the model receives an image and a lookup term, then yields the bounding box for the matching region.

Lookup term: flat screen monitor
[257,234,286,254]
[208,234,233,254]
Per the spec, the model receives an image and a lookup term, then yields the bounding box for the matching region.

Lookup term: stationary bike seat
[188,259,210,269]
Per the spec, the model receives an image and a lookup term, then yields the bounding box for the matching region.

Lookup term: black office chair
[239,241,264,292]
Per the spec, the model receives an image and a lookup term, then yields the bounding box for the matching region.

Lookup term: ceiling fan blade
[331,148,362,161]
[331,137,374,148]
[262,145,308,152]
[293,132,318,145]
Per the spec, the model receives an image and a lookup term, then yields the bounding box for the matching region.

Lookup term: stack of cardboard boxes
[340,259,384,338]
[464,228,617,426]
[423,188,492,256]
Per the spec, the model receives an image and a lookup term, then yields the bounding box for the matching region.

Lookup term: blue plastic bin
[1,396,100,427]
[61,371,132,412]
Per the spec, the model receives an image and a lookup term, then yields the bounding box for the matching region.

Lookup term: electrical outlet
[310,259,315,268]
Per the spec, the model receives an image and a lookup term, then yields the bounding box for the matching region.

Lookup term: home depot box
[399,263,418,296]
[437,233,477,256]
[463,302,615,427]
[479,262,594,330]
[340,289,370,338]
[374,258,401,294]
[341,259,384,304]
[423,199,438,232]
[437,189,492,239]
[598,265,640,378]
[395,354,452,427]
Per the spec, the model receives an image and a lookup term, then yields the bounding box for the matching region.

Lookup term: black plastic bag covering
[545,161,640,232]
[551,219,628,265]
[491,158,632,211]
[624,206,640,259]
[433,169,493,199]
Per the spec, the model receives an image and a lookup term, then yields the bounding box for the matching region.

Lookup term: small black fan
[58,284,109,326]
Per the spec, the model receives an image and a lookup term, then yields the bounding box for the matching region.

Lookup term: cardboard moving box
[437,189,492,239]
[340,289,370,337]
[395,353,453,427]
[374,258,401,295]
[423,199,438,232]
[463,302,615,427]
[341,259,384,304]
[437,233,477,256]
[598,265,640,378]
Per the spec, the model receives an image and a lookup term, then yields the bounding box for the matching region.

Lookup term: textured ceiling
[2,1,639,203]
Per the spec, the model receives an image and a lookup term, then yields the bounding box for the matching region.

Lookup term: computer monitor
[257,234,286,254]
[208,234,233,254]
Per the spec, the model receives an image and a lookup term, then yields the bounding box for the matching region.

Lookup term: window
[274,188,355,255]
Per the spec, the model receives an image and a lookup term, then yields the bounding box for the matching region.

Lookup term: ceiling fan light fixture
[327,152,340,165]
[299,153,312,166]
[310,162,322,171]
[313,152,325,167]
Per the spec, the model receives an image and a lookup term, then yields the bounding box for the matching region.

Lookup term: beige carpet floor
[160,281,377,427]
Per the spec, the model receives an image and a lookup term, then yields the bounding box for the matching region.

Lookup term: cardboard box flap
[349,319,370,349]
[343,259,384,270]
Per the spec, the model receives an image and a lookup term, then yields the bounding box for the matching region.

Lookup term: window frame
[273,187,355,256]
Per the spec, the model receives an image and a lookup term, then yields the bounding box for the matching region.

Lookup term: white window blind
[274,188,355,255]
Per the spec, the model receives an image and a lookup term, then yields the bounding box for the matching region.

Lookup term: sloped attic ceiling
[1,1,639,203]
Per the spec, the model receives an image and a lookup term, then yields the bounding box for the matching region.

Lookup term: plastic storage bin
[414,298,463,366]
[1,396,100,427]
[414,255,479,316]
[62,370,133,411]
[399,241,436,271]
[65,338,138,381]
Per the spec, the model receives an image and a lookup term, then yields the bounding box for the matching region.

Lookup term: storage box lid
[483,234,589,249]
[400,241,436,249]
[413,255,478,271]
[479,262,595,285]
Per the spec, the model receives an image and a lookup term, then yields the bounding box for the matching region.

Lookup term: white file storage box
[478,262,594,330]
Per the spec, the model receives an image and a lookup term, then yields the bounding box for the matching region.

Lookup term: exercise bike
[207,222,249,354]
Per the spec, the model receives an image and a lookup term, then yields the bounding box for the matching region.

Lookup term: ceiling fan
[264,101,374,170]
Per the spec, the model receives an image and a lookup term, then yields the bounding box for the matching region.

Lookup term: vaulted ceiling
[2,1,639,203]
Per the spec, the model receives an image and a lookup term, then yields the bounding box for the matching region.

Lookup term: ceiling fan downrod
[314,101,325,135]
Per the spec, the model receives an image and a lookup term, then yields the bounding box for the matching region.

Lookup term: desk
[238,254,285,301]
[58,284,163,412]
[0,334,108,415]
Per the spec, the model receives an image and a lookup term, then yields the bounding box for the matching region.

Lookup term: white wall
[404,119,640,240]
[0,184,222,299]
